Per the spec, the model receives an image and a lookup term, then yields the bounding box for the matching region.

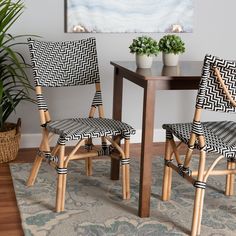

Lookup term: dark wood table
[110,61,203,217]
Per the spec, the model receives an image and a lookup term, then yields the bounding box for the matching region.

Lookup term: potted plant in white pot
[0,0,35,163]
[129,36,159,68]
[158,34,185,66]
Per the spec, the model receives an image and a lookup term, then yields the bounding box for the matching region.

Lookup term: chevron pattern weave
[163,121,236,159]
[28,38,100,87]
[47,118,136,144]
[196,54,236,113]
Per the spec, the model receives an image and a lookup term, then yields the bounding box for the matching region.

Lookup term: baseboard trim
[20,129,166,148]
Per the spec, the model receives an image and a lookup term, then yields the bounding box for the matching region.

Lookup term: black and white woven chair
[27,37,136,212]
[162,54,236,236]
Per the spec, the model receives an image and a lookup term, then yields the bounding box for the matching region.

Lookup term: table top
[111,61,203,90]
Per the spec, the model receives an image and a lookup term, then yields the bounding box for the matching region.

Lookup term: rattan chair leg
[197,189,205,236]
[27,155,43,186]
[225,162,235,196]
[167,165,173,200]
[56,145,66,212]
[125,164,130,199]
[85,157,93,176]
[229,162,235,195]
[56,173,64,212]
[104,135,129,199]
[121,164,126,199]
[191,187,202,236]
[27,130,49,186]
[124,139,130,199]
[162,139,173,201]
[60,173,67,211]
[225,161,232,196]
[191,150,206,236]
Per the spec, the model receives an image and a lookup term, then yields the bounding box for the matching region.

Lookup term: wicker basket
[0,119,21,163]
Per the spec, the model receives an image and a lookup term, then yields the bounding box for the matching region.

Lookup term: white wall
[9,0,236,147]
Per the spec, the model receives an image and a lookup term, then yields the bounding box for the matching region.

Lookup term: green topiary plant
[0,0,35,131]
[129,36,159,56]
[158,34,185,55]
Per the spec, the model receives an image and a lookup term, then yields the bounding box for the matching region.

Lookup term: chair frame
[162,66,236,236]
[27,38,132,212]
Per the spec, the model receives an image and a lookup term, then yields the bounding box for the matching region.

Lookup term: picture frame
[65,0,193,33]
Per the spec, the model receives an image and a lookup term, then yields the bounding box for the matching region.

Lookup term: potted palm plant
[158,34,185,66]
[0,0,35,163]
[129,36,159,68]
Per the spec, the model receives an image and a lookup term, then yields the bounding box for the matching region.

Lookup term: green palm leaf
[0,0,36,131]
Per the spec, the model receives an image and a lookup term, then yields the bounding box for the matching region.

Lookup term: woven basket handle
[16,118,21,135]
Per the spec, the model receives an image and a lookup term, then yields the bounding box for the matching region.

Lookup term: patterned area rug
[10,156,236,236]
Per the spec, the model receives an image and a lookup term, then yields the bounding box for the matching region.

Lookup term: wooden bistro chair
[26,37,136,212]
[162,54,236,236]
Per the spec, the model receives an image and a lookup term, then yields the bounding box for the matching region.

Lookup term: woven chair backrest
[196,54,236,113]
[28,37,100,87]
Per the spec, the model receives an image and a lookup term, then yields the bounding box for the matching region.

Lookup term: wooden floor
[0,142,187,236]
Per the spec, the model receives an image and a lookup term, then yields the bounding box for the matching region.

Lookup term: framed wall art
[65,0,193,33]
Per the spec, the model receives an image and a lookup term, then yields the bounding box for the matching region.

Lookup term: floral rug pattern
[10,155,236,236]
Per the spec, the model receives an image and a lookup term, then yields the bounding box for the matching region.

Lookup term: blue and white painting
[66,0,193,33]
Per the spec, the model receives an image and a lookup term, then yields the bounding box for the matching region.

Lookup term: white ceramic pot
[135,54,153,68]
[162,53,179,66]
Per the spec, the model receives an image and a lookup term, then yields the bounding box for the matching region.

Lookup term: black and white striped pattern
[47,118,136,144]
[196,54,236,113]
[37,149,59,163]
[177,164,184,176]
[56,167,68,174]
[178,164,192,176]
[28,38,100,87]
[92,91,103,107]
[36,94,48,110]
[194,181,206,189]
[28,38,102,112]
[192,121,204,135]
[121,158,130,165]
[166,130,174,140]
[163,121,236,160]
[97,143,110,156]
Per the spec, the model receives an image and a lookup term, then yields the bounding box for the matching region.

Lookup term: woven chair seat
[47,118,136,141]
[163,120,236,159]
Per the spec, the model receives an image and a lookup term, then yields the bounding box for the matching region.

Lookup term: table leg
[111,67,123,180]
[139,80,155,217]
